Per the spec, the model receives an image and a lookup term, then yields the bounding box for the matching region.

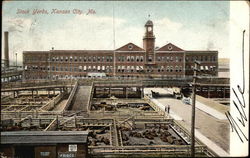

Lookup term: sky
[2,1,230,65]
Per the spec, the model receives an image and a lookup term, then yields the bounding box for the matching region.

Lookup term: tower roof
[145,20,153,26]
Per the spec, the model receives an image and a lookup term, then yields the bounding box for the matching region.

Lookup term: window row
[50,56,113,62]
[186,55,216,62]
[186,65,216,71]
[156,66,183,73]
[117,56,144,62]
[157,56,182,62]
[116,65,183,73]
[24,65,114,72]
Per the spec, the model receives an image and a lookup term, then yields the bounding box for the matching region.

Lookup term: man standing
[167,105,170,114]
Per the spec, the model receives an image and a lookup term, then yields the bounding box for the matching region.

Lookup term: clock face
[148,26,152,32]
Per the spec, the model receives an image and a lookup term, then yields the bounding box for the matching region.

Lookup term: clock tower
[143,20,155,63]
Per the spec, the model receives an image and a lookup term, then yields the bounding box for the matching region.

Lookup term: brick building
[23,20,218,80]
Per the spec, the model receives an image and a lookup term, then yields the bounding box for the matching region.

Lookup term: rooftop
[1,131,89,145]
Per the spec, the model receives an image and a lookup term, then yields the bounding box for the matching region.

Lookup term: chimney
[4,31,9,68]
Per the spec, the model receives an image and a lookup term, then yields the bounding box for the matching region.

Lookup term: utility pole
[112,1,116,78]
[191,60,200,157]
[15,53,17,68]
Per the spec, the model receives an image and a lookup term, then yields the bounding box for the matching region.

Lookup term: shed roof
[1,131,88,145]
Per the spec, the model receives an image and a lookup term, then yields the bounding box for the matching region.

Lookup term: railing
[63,80,79,112]
[1,111,62,120]
[39,93,64,111]
[1,80,75,89]
[144,95,165,116]
[88,145,207,155]
[44,117,57,131]
[87,82,94,112]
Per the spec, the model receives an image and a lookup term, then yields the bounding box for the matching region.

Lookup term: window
[118,56,121,61]
[136,56,139,62]
[205,56,208,61]
[88,66,92,71]
[70,56,73,62]
[167,66,170,72]
[127,56,130,62]
[110,56,113,62]
[131,66,134,72]
[148,56,152,62]
[97,57,101,62]
[179,57,182,62]
[127,66,130,72]
[175,66,178,72]
[157,56,161,61]
[79,66,82,72]
[79,57,82,62]
[93,56,96,62]
[74,56,77,62]
[170,66,173,72]
[191,56,194,61]
[168,45,173,50]
[186,57,189,62]
[158,66,161,72]
[83,56,87,62]
[128,44,133,50]
[176,56,178,62]
[140,56,143,62]
[136,66,140,72]
[179,66,182,72]
[61,56,63,62]
[121,66,125,72]
[161,66,164,72]
[170,57,173,61]
[131,56,134,62]
[162,56,165,61]
[118,66,121,72]
[88,56,92,62]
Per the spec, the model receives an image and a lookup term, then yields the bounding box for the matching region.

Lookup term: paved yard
[145,88,229,154]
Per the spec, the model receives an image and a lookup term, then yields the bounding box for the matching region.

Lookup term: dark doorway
[15,146,34,158]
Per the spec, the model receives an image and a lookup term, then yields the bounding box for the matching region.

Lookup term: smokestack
[4,31,9,68]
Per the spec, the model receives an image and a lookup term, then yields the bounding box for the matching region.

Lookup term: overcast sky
[2,1,230,64]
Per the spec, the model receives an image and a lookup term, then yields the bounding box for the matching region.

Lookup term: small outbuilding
[0,131,88,158]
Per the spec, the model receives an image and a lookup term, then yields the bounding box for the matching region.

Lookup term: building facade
[23,20,218,80]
